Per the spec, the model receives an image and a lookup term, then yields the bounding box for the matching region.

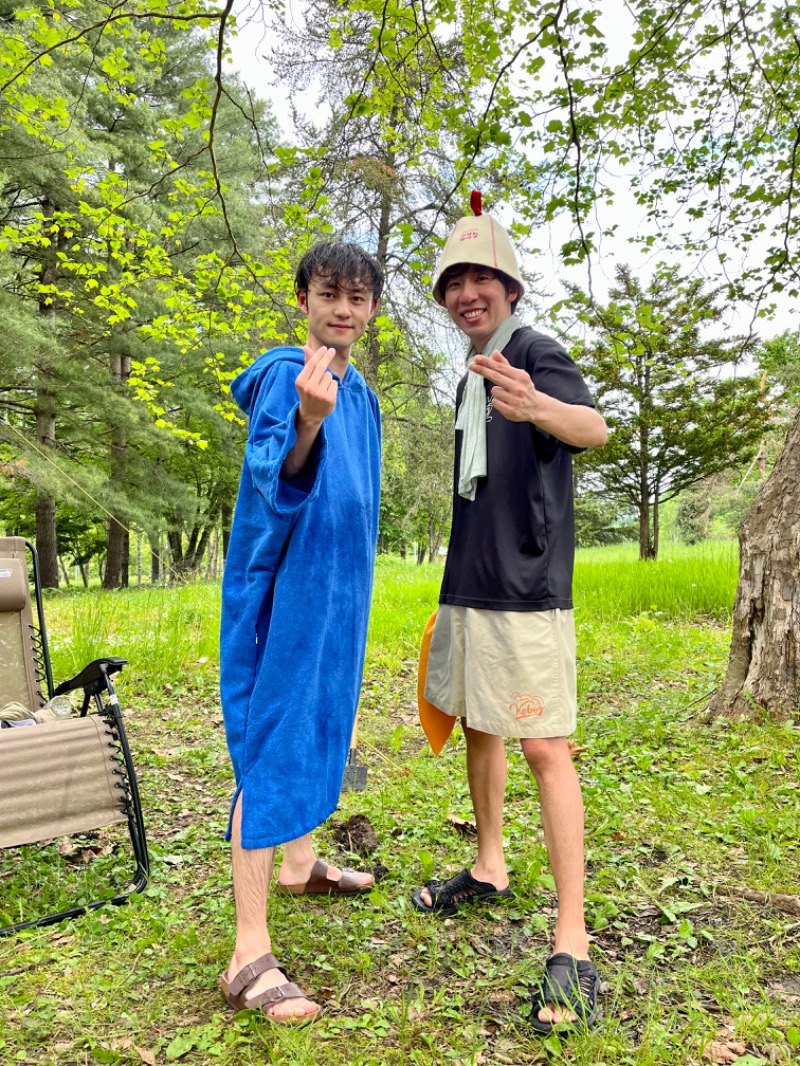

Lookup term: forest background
[2,0,800,592]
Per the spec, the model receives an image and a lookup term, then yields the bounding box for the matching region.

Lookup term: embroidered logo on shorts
[510,692,544,719]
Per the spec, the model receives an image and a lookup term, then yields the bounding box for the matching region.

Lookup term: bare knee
[520,736,570,780]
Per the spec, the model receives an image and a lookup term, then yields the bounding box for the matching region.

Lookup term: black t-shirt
[440,325,595,612]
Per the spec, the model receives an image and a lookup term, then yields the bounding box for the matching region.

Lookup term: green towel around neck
[456,313,522,500]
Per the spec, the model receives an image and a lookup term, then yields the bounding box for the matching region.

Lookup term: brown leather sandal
[275,858,373,896]
[218,952,320,1026]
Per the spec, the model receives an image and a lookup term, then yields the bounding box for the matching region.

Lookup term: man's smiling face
[442,266,519,352]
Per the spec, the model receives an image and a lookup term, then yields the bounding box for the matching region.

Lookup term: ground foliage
[1,552,798,1065]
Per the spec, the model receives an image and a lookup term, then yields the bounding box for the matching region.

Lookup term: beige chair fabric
[0,538,44,714]
[0,716,128,848]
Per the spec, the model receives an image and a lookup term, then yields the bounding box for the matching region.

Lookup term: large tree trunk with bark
[705,410,800,723]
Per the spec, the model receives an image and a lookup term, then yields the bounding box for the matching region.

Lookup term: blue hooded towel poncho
[220,347,381,849]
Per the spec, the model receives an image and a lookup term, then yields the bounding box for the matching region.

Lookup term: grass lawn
[1,543,798,1065]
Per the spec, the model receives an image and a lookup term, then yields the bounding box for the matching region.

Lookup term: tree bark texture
[149,531,160,583]
[705,410,800,722]
[103,352,131,589]
[34,492,59,588]
[221,503,232,562]
[638,499,657,560]
[103,517,128,589]
[35,199,60,589]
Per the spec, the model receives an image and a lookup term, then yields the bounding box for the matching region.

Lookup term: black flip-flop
[529,952,600,1033]
[411,868,514,917]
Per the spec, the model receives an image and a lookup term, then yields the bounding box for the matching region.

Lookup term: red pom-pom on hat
[470,190,482,216]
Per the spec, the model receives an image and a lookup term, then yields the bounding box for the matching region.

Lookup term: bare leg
[521,736,590,1024]
[226,794,318,1020]
[278,832,373,889]
[419,725,509,906]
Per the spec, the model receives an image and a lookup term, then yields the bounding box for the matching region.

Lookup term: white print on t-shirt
[485,396,493,422]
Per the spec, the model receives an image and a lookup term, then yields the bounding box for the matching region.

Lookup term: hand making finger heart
[468,349,537,423]
[296,345,339,423]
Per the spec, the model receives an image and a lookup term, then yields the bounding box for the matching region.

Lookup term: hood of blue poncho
[231,347,365,417]
[230,348,304,417]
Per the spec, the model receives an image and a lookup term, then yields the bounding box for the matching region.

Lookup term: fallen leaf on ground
[134,1048,156,1066]
[447,815,477,837]
[703,1041,747,1063]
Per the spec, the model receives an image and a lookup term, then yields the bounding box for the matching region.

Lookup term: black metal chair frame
[0,540,149,935]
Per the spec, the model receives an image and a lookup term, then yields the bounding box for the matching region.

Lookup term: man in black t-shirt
[412,194,608,1033]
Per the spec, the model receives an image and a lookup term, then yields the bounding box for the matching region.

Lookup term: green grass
[2,543,798,1066]
[574,541,739,623]
[43,582,222,694]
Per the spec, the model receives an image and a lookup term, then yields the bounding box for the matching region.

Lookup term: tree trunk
[35,493,59,587]
[58,556,70,586]
[104,517,127,588]
[221,502,232,562]
[149,530,160,583]
[363,165,394,391]
[430,522,445,563]
[652,497,660,559]
[167,529,184,581]
[103,351,130,589]
[428,514,444,563]
[34,198,59,588]
[34,379,59,588]
[181,524,210,575]
[121,527,129,587]
[705,410,800,723]
[638,499,656,560]
[207,529,219,580]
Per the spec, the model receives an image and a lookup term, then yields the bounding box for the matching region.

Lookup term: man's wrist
[296,409,324,433]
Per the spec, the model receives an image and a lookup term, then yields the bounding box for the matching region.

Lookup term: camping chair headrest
[0,558,28,612]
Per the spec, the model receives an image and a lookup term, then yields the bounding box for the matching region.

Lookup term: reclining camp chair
[0,537,149,934]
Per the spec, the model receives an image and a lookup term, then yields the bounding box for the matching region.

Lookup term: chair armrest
[54,657,128,698]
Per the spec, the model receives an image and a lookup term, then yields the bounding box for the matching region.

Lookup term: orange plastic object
[417,611,457,755]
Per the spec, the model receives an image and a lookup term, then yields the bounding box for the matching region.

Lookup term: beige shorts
[423,605,578,739]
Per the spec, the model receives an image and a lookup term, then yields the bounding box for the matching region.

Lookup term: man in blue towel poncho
[218,242,383,1024]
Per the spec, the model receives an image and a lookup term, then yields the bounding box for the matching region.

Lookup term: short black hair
[295,241,384,300]
[438,263,520,311]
